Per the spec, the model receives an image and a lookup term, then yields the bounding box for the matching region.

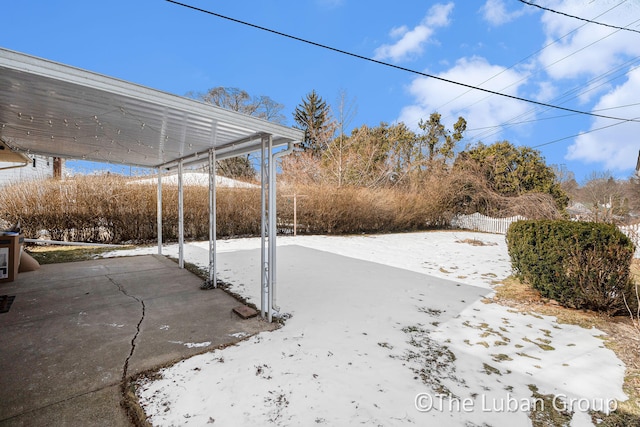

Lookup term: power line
[427,0,639,152]
[466,57,640,143]
[435,1,625,113]
[466,102,640,132]
[166,0,640,123]
[532,115,640,148]
[450,11,640,134]
[518,0,640,35]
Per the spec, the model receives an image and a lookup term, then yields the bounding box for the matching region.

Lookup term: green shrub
[507,220,637,315]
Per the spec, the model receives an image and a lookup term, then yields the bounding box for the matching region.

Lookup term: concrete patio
[0,254,274,426]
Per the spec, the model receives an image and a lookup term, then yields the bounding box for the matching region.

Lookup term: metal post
[269,142,296,318]
[178,159,184,269]
[208,148,217,287]
[293,194,297,237]
[268,136,276,323]
[260,135,269,319]
[157,167,163,255]
[283,193,307,236]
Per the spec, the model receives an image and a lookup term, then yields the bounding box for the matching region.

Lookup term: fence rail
[451,213,526,235]
[453,213,640,257]
[619,224,640,253]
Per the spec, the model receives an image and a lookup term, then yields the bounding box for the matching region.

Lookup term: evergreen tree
[457,140,568,209]
[293,90,335,157]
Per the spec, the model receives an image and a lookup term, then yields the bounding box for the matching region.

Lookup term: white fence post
[452,213,640,257]
[451,212,526,235]
[619,224,640,257]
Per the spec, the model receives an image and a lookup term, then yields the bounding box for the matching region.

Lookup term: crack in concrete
[107,276,145,383]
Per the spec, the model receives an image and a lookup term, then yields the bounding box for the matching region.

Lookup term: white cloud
[388,25,409,39]
[425,2,455,27]
[398,56,530,141]
[534,80,557,102]
[537,0,640,80]
[373,2,454,62]
[480,0,527,26]
[565,67,640,172]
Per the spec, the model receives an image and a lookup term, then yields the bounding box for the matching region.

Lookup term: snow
[127,171,259,188]
[103,231,628,426]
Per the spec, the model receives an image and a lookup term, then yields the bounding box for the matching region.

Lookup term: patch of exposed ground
[489,266,640,424]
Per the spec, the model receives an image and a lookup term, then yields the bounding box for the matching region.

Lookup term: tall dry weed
[0,175,262,243]
[0,168,562,243]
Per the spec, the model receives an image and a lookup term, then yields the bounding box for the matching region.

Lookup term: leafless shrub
[1,163,563,243]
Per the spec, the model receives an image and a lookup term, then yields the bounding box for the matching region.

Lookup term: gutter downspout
[177,159,184,268]
[0,161,29,171]
[208,148,217,287]
[268,141,296,319]
[157,168,163,255]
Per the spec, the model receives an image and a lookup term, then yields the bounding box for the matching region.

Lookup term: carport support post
[157,167,163,255]
[178,159,184,268]
[260,134,272,320]
[268,137,277,323]
[208,148,217,287]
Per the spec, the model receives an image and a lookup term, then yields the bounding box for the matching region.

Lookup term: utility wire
[518,0,640,35]
[435,0,624,113]
[466,57,640,143]
[166,0,640,123]
[532,115,640,148]
[448,6,637,139]
[466,101,640,132]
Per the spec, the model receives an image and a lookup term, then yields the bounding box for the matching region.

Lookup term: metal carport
[0,47,303,322]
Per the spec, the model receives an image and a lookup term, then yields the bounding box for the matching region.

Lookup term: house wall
[0,154,62,187]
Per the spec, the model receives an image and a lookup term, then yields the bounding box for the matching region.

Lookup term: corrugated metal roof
[0,48,303,168]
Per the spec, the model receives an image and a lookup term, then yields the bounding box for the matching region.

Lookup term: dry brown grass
[2,175,466,243]
[278,183,452,235]
[0,175,263,243]
[26,244,133,264]
[1,171,563,244]
[490,262,640,422]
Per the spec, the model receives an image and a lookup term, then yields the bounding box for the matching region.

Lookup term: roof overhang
[0,48,304,169]
[0,137,30,170]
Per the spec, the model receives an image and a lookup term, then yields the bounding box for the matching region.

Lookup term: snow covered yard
[107,231,628,426]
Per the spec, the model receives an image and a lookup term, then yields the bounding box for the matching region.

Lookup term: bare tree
[188,87,286,179]
[552,164,579,201]
[580,172,628,222]
[188,87,286,123]
[323,90,357,186]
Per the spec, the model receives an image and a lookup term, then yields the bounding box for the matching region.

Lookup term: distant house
[0,154,63,187]
[566,202,593,221]
[0,139,63,186]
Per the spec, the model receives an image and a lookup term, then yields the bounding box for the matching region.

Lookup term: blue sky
[3,0,640,183]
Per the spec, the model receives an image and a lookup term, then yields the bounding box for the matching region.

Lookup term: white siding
[0,155,57,187]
